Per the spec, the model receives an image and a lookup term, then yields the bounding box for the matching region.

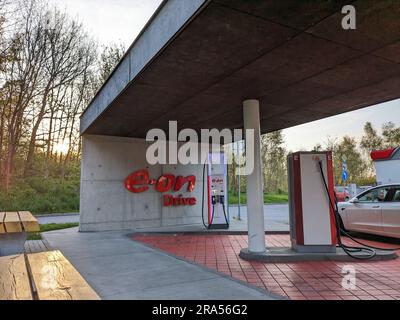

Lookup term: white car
[338,184,400,239]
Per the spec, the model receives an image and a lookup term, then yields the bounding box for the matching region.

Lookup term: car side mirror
[349,198,359,203]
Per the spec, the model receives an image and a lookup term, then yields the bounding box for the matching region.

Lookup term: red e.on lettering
[125,169,196,193]
[124,169,150,193]
[155,174,175,193]
[174,176,196,192]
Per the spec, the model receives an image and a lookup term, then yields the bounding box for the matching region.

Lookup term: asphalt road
[229,204,289,224]
[36,204,290,231]
[36,213,80,225]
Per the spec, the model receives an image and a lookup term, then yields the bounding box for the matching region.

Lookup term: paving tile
[133,234,400,301]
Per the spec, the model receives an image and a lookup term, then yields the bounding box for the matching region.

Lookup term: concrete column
[243,99,266,253]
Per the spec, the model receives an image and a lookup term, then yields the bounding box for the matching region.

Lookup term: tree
[23,7,97,176]
[312,143,323,152]
[97,42,125,86]
[1,0,47,190]
[382,121,400,147]
[0,0,99,190]
[261,130,287,193]
[360,122,383,174]
[360,122,383,152]
[332,136,367,185]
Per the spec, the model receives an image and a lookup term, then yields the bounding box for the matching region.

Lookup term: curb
[239,247,399,263]
[34,213,80,218]
[132,230,290,236]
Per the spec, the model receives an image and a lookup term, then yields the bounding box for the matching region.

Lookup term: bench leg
[0,233,27,256]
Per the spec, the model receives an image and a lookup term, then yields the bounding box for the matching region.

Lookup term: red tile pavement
[133,234,400,300]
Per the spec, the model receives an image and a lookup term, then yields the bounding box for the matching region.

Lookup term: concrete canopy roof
[81,0,400,138]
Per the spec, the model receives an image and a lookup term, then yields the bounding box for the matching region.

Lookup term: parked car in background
[335,186,350,202]
[357,185,374,194]
[338,184,400,239]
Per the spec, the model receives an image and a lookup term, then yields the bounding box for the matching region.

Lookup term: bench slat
[18,211,40,232]
[4,212,22,233]
[27,250,100,300]
[0,254,33,300]
[0,212,5,233]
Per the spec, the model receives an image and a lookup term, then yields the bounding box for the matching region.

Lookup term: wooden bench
[0,211,40,233]
[0,250,100,300]
[0,211,40,256]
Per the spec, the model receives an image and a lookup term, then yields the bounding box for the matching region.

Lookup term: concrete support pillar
[243,99,266,253]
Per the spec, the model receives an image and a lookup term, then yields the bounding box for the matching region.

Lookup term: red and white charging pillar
[288,151,338,253]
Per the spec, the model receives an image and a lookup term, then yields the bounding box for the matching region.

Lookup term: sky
[47,0,163,46]
[48,0,400,151]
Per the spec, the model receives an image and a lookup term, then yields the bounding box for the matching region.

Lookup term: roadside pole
[342,155,348,190]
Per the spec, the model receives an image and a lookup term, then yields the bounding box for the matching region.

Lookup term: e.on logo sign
[124,169,197,207]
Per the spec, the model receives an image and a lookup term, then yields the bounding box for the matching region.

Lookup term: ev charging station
[241,149,397,262]
[79,0,400,263]
[206,152,229,230]
[288,151,337,253]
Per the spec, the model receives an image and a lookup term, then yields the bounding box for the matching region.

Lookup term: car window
[358,187,390,202]
[391,188,400,202]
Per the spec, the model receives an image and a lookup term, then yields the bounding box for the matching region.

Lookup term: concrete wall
[80,134,206,232]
